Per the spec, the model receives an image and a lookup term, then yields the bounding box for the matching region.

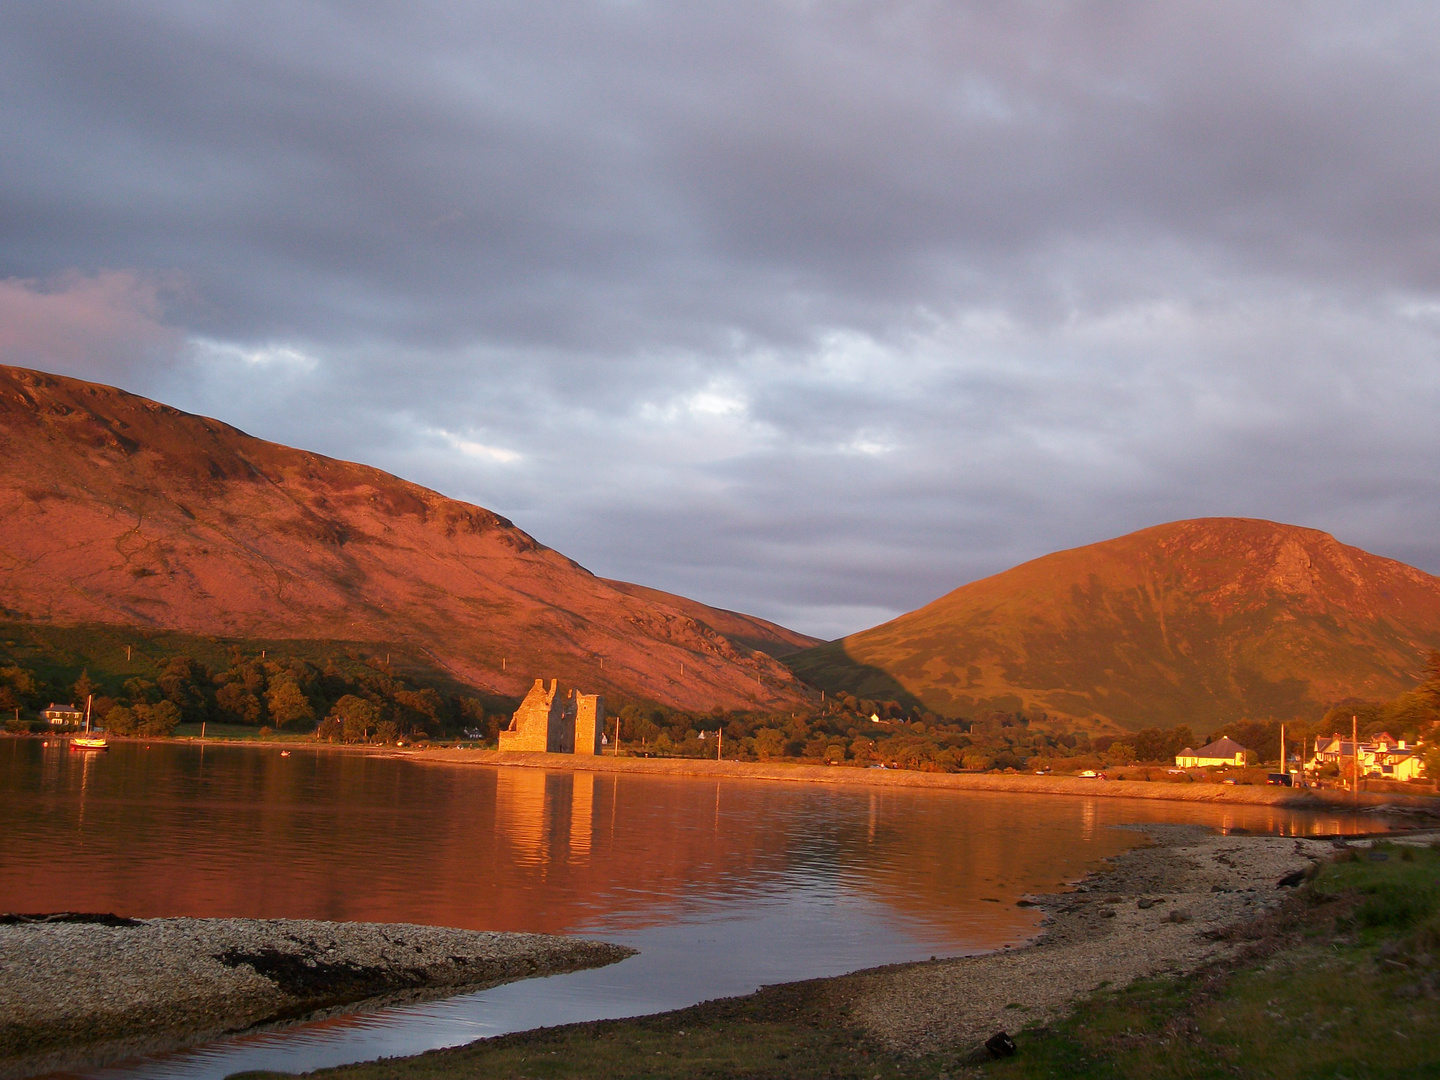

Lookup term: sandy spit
[401,747,1440,812]
[834,825,1437,1056]
[0,917,633,1080]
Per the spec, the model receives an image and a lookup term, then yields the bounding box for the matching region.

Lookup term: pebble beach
[0,917,633,1079]
[841,824,1422,1056]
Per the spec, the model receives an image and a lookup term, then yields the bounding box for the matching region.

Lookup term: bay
[0,739,1376,1079]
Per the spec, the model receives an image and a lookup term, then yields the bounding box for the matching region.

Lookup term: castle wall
[499,678,561,753]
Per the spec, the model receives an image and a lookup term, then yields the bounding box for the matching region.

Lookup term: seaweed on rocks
[0,912,144,927]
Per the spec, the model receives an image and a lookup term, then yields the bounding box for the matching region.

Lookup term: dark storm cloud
[2,2,1439,636]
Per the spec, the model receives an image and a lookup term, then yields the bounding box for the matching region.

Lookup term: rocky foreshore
[841,824,1409,1056]
[0,916,634,1079]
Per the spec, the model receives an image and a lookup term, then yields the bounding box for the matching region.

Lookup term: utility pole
[1353,714,1360,811]
[1280,723,1286,782]
[717,728,723,761]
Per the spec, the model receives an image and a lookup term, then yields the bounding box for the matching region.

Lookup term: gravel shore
[837,824,1420,1057]
[0,917,633,1079]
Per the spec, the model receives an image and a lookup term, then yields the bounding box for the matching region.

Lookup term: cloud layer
[2,3,1438,637]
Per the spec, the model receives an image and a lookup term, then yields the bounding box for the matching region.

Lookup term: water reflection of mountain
[0,743,1380,951]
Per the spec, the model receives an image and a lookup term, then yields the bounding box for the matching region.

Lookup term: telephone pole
[1353,714,1360,811]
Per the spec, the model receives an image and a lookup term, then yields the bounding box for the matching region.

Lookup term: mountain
[600,579,819,658]
[0,365,815,710]
[787,518,1440,732]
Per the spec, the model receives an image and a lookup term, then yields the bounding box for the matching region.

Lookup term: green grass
[983,955,1440,1079]
[171,722,314,741]
[226,981,906,1079]
[1315,844,1440,939]
[224,844,1440,1080]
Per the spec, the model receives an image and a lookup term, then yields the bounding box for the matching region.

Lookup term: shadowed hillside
[0,366,812,710]
[602,580,821,658]
[787,519,1440,732]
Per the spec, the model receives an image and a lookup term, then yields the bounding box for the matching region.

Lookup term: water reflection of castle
[495,769,595,867]
[499,679,605,755]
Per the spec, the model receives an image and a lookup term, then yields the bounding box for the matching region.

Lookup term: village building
[1175,736,1249,768]
[1310,732,1423,782]
[498,678,605,756]
[41,703,83,727]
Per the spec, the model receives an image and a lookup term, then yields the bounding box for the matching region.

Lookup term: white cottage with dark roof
[1175,736,1249,768]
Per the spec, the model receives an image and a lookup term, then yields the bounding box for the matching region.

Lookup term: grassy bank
[227,841,1440,1080]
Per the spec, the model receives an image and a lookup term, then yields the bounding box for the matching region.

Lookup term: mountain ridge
[0,365,816,709]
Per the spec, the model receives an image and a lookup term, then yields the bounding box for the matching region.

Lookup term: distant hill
[0,365,813,710]
[786,518,1440,732]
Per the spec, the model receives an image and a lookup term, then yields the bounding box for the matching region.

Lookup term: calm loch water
[0,739,1377,1079]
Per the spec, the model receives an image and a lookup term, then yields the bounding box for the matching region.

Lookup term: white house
[1311,732,1424,782]
[1175,737,1249,768]
[41,703,83,727]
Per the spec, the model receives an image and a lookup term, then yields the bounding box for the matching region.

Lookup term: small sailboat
[70,694,108,752]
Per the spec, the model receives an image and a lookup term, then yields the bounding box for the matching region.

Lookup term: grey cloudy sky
[3,2,1439,638]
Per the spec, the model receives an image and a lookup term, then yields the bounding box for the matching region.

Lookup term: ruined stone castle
[498,678,605,755]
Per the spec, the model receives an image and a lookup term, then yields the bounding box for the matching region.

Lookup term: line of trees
[609,698,1107,772]
[0,650,497,744]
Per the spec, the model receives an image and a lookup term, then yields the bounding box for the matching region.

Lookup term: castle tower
[573,693,605,756]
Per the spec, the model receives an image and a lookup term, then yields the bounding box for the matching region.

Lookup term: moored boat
[69,694,108,752]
